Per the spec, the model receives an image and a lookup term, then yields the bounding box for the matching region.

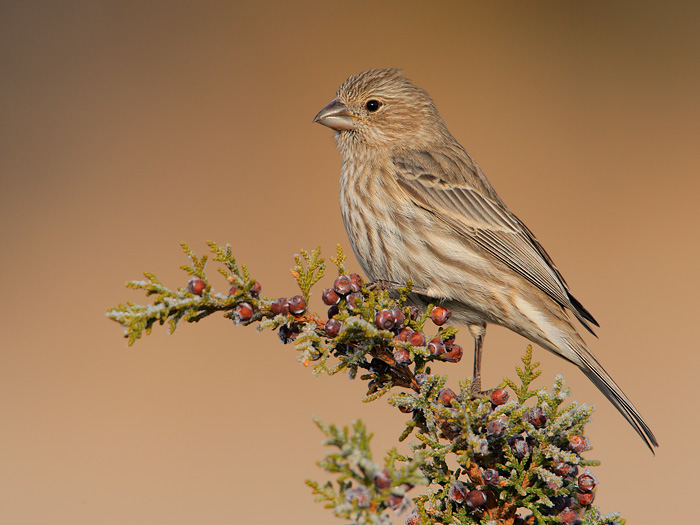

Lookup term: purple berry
[465,489,487,508]
[324,318,341,338]
[288,295,306,315]
[375,309,395,330]
[482,468,500,486]
[278,324,298,344]
[525,407,547,428]
[333,275,353,295]
[327,304,339,319]
[486,419,505,438]
[348,273,363,292]
[270,297,289,315]
[390,306,406,326]
[321,287,340,305]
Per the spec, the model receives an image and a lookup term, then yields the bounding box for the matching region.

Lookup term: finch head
[313,68,450,149]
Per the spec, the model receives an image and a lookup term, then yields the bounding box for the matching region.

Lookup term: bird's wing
[393,152,598,332]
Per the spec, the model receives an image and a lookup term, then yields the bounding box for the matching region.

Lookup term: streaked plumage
[314,68,657,452]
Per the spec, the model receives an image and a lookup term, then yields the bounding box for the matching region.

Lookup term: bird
[313,68,658,452]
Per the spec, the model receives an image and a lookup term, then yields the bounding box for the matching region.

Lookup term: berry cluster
[264,272,464,394]
[389,354,618,525]
[110,244,624,525]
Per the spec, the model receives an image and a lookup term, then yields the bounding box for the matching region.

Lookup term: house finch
[314,68,657,452]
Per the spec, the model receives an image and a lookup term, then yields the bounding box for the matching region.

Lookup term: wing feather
[393,151,598,332]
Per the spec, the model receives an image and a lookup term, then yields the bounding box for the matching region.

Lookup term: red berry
[324,318,341,338]
[465,489,487,508]
[333,275,353,295]
[490,388,509,405]
[407,306,419,321]
[390,306,406,326]
[288,295,306,315]
[344,486,370,508]
[558,508,581,525]
[393,348,412,365]
[438,387,457,407]
[444,343,463,363]
[428,338,446,356]
[408,331,426,347]
[321,287,340,305]
[375,309,395,330]
[551,462,575,478]
[249,281,261,297]
[374,469,391,490]
[387,493,404,510]
[346,292,363,311]
[227,285,239,296]
[398,404,413,414]
[396,326,413,342]
[577,491,595,506]
[525,407,548,428]
[348,273,363,292]
[447,480,466,503]
[187,278,206,296]
[486,419,505,438]
[235,302,253,323]
[405,507,420,525]
[569,435,590,454]
[577,472,596,492]
[482,468,499,486]
[270,297,289,315]
[430,306,451,326]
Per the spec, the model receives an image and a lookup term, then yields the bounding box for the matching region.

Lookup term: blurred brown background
[1,1,698,523]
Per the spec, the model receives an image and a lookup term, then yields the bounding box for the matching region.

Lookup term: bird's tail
[566,339,658,453]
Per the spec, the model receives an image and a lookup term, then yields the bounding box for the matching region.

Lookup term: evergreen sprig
[108,242,625,524]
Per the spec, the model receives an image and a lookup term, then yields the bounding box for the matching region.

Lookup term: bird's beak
[313,99,355,131]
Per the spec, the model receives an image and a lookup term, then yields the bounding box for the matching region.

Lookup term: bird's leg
[469,323,487,398]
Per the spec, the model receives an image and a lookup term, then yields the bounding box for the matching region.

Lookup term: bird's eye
[365,99,382,112]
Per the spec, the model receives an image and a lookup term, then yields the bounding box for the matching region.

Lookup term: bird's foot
[365,279,401,292]
[366,279,428,294]
[469,377,492,400]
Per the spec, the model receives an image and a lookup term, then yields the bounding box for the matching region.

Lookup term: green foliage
[292,247,326,302]
[108,243,626,525]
